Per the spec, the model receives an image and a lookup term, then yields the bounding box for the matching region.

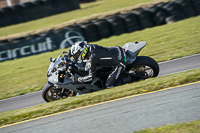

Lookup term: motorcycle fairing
[122,41,147,64]
[57,84,101,94]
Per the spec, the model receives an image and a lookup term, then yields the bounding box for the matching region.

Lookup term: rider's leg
[106,65,123,88]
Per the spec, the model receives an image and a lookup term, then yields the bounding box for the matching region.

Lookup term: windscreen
[47,54,62,76]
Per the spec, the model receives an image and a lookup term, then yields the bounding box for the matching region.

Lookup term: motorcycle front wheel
[42,82,76,102]
[126,56,159,79]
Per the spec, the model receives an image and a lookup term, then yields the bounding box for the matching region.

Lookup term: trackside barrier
[0,0,80,28]
[0,0,200,62]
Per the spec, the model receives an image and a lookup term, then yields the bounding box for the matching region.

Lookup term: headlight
[51,67,57,73]
[58,62,65,68]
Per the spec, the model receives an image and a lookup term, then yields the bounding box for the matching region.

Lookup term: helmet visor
[73,50,81,61]
[71,45,75,55]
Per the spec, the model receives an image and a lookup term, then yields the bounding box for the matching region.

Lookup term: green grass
[0,16,200,100]
[0,68,200,127]
[0,0,169,38]
[133,120,200,133]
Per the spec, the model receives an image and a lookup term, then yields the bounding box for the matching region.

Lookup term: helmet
[71,41,88,61]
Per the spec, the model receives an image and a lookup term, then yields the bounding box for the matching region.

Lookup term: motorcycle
[42,41,159,102]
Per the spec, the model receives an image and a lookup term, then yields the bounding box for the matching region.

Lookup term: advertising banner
[0,29,84,62]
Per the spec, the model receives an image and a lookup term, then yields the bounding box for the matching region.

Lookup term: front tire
[42,82,59,102]
[42,82,77,102]
[126,56,159,78]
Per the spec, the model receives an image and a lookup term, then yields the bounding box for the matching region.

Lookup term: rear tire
[126,56,159,78]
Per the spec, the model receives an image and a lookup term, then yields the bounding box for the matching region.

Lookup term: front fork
[57,87,75,98]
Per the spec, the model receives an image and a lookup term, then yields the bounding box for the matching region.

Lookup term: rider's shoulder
[87,44,101,49]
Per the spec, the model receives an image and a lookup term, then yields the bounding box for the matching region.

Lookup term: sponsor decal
[121,48,127,62]
[100,57,112,60]
[60,31,84,49]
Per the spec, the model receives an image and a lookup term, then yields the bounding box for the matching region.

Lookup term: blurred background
[0,0,199,62]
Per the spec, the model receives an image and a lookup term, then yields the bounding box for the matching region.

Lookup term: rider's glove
[72,76,79,84]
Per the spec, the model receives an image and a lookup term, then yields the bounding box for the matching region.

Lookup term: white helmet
[71,41,88,61]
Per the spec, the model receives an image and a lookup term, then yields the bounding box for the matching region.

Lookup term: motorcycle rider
[70,41,128,88]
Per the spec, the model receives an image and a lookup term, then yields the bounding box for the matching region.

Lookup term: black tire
[176,0,196,18]
[2,6,19,25]
[57,0,80,13]
[153,10,168,25]
[0,9,10,27]
[48,0,62,14]
[32,0,47,18]
[0,39,9,44]
[79,21,99,42]
[20,2,35,22]
[145,5,164,17]
[92,19,112,39]
[42,82,55,102]
[192,0,200,15]
[66,24,84,37]
[79,0,95,3]
[165,13,185,23]
[134,10,154,29]
[163,2,182,16]
[126,56,159,78]
[42,82,77,102]
[106,15,126,35]
[12,4,23,23]
[119,13,141,32]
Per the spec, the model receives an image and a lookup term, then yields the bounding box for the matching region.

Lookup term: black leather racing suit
[77,44,127,88]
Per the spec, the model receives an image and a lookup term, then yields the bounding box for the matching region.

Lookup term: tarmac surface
[1,82,200,133]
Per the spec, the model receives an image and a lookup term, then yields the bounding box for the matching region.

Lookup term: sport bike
[42,41,159,102]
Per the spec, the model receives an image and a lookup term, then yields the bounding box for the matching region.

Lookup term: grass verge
[0,67,200,127]
[133,119,200,133]
[0,0,171,39]
[0,16,200,100]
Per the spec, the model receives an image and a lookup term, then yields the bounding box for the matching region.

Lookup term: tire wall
[0,0,200,62]
[79,0,96,3]
[0,0,80,27]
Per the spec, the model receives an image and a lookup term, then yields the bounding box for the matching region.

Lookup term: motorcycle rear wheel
[126,56,159,78]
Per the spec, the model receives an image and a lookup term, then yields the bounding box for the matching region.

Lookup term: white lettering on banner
[7,50,12,59]
[20,46,31,55]
[0,31,83,62]
[31,44,38,53]
[0,37,53,61]
[46,38,52,50]
[60,31,84,49]
[39,42,47,52]
[12,48,20,58]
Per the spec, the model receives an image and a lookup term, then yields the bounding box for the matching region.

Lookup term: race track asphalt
[0,54,200,113]
[1,81,200,133]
